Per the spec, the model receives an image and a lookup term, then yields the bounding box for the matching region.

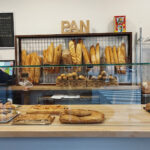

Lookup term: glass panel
[0,64,150,126]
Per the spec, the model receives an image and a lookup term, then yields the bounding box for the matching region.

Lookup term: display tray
[0,111,19,124]
[12,114,55,125]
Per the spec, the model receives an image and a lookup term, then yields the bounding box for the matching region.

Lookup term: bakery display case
[0,62,149,126]
[1,32,150,128]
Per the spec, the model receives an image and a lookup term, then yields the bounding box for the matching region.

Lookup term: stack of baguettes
[105,43,126,74]
[43,43,62,73]
[67,40,100,72]
[21,50,42,84]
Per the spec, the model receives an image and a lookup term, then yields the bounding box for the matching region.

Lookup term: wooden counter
[1,104,150,137]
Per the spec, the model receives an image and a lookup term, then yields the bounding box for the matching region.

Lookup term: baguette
[54,44,62,73]
[109,46,115,64]
[69,40,77,64]
[82,44,90,64]
[118,46,126,74]
[90,45,97,64]
[105,46,110,64]
[47,43,54,64]
[113,46,120,73]
[96,43,100,64]
[76,43,82,65]
[76,43,82,71]
[21,50,27,73]
[121,43,126,61]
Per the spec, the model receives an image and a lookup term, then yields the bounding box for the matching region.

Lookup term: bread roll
[90,45,97,64]
[105,46,110,64]
[96,43,100,64]
[82,44,90,64]
[69,40,77,64]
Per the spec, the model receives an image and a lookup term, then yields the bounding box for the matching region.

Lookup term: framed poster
[0,13,14,48]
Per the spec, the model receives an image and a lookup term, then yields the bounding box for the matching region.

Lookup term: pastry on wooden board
[60,109,105,124]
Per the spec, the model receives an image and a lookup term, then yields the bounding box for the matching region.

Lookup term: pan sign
[61,20,90,34]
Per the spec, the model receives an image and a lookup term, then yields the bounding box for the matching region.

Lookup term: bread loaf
[82,44,90,64]
[90,45,97,64]
[96,43,100,64]
[69,40,77,64]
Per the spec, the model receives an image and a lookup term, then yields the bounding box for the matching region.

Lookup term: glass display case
[0,32,150,127]
[0,63,149,126]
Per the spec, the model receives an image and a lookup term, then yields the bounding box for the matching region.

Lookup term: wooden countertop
[1,104,150,138]
[8,85,140,91]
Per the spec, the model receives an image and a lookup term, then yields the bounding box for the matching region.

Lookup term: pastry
[64,109,91,117]
[90,45,97,64]
[101,71,107,77]
[60,109,105,124]
[96,43,100,64]
[98,75,102,80]
[13,114,54,125]
[79,75,86,80]
[56,76,62,81]
[27,105,68,115]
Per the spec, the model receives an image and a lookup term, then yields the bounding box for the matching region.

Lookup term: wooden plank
[8,85,140,91]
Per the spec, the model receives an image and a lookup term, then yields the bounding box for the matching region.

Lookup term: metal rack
[15,32,132,85]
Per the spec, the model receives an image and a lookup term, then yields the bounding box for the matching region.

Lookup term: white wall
[0,0,150,60]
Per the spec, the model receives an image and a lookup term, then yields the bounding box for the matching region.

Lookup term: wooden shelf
[8,85,140,91]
